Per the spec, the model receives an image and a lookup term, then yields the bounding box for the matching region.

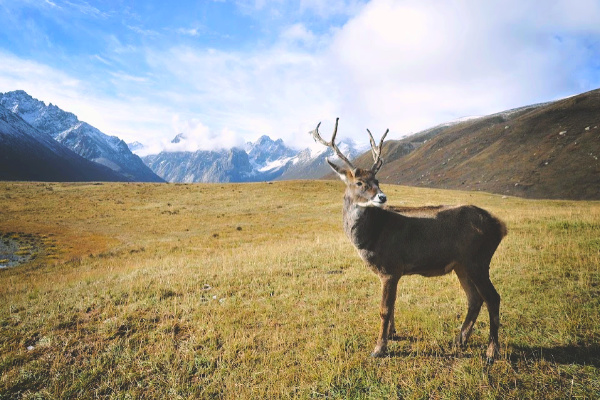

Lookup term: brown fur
[331,166,507,363]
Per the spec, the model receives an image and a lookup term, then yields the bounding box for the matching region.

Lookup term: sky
[0,0,599,155]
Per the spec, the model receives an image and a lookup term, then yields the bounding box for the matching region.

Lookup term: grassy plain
[0,180,599,399]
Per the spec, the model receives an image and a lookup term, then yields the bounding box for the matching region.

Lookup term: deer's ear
[327,158,351,183]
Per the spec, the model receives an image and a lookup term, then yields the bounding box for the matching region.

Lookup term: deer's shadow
[384,335,600,367]
[508,344,600,367]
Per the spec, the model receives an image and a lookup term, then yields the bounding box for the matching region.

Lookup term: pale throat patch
[355,199,385,208]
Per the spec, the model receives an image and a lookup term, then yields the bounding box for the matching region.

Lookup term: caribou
[311,118,507,363]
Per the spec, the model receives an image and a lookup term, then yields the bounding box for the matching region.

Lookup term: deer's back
[359,204,506,277]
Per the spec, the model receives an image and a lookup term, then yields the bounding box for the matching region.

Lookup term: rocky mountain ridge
[0,103,127,182]
[0,90,163,182]
[140,133,366,183]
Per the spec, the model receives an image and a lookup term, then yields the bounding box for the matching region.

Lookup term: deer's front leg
[371,276,399,357]
[388,307,395,339]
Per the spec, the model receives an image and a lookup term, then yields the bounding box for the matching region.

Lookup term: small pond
[0,235,37,268]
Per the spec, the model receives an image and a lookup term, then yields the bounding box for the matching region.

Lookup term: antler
[366,128,388,173]
[310,118,356,170]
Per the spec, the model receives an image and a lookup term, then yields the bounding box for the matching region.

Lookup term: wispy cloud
[62,0,110,19]
[44,0,59,8]
[91,54,113,66]
[127,25,161,38]
[176,27,203,37]
[109,71,150,83]
[0,51,82,96]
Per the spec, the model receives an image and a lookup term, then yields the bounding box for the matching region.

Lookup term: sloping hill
[349,89,600,200]
[0,104,126,182]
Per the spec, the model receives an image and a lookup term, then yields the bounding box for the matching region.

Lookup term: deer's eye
[356,182,363,187]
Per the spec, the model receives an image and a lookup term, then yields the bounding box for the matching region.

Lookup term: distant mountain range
[138,134,366,183]
[0,90,162,182]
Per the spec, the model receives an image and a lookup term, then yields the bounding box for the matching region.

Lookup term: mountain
[171,133,186,144]
[349,89,600,200]
[127,141,145,153]
[0,103,126,182]
[141,133,367,183]
[277,140,366,180]
[0,90,163,182]
[245,135,296,166]
[143,147,254,183]
[245,135,297,179]
[142,134,293,183]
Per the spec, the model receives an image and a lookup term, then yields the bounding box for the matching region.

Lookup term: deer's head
[310,118,388,208]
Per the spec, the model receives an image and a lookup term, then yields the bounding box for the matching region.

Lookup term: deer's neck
[342,195,386,250]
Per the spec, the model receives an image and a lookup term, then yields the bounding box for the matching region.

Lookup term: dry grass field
[1,181,599,399]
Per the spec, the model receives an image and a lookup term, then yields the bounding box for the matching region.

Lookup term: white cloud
[325,0,600,136]
[143,44,339,149]
[176,27,202,37]
[280,23,317,47]
[0,51,83,101]
[164,116,246,152]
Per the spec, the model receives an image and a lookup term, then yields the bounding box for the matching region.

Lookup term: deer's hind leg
[371,276,399,357]
[454,267,484,347]
[467,268,501,364]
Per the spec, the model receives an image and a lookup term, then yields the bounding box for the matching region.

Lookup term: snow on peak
[127,141,145,153]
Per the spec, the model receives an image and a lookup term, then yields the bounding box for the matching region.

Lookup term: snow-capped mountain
[0,90,163,182]
[141,133,262,183]
[277,140,367,180]
[245,135,296,167]
[140,133,366,183]
[0,103,126,182]
[143,147,255,183]
[244,135,297,179]
[127,141,145,153]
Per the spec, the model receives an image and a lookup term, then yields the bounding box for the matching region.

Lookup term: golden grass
[1,180,599,399]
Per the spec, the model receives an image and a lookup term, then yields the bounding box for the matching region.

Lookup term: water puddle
[0,233,40,268]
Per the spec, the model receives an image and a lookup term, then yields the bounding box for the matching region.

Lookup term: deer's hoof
[455,330,471,347]
[485,343,499,364]
[370,347,387,358]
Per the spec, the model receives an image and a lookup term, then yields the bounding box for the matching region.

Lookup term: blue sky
[0,0,599,154]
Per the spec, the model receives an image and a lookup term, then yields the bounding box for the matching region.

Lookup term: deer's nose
[377,193,387,203]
